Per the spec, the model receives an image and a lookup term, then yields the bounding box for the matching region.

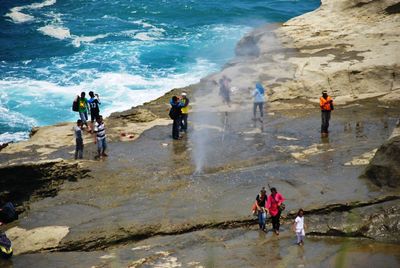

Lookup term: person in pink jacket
[266,187,285,235]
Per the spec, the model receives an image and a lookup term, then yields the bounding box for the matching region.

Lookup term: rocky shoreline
[1,0,400,267]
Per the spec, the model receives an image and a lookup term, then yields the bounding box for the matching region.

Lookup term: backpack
[0,232,12,259]
[169,106,181,120]
[169,107,176,119]
[0,202,18,224]
[72,96,79,112]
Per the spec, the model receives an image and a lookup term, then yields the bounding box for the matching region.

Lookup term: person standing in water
[320,90,334,137]
[255,187,268,231]
[180,92,190,133]
[253,82,266,121]
[293,208,306,245]
[73,119,84,159]
[266,187,285,235]
[78,92,90,130]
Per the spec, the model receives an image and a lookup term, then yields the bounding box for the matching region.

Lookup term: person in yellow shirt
[180,92,190,133]
[320,90,334,136]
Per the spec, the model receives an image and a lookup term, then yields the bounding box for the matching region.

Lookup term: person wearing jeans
[170,96,184,140]
[255,187,268,230]
[266,187,285,235]
[74,119,84,159]
[78,92,90,129]
[180,92,190,133]
[320,90,334,136]
[253,82,266,120]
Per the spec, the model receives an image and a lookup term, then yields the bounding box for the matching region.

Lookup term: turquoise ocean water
[0,0,319,143]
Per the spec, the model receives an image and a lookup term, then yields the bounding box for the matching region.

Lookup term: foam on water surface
[0,0,321,143]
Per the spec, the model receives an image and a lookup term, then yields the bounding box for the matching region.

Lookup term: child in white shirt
[293,209,306,245]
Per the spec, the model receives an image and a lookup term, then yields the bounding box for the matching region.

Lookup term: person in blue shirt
[253,82,266,121]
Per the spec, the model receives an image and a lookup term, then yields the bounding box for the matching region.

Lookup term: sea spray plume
[189,25,300,173]
[190,77,239,173]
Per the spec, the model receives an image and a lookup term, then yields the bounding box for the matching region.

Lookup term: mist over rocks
[207,0,400,103]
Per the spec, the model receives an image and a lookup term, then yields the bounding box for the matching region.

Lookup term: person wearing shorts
[94,115,107,159]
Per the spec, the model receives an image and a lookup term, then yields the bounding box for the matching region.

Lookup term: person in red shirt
[266,187,285,235]
[320,90,334,136]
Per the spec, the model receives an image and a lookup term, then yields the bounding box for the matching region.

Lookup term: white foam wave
[5,7,34,23]
[38,25,71,40]
[0,57,217,143]
[71,34,109,47]
[36,12,110,46]
[0,105,37,128]
[0,132,30,145]
[134,32,156,41]
[5,0,56,24]
[132,19,154,28]
[131,19,165,41]
[28,0,57,10]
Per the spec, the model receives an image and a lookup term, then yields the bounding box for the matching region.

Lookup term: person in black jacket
[169,96,184,140]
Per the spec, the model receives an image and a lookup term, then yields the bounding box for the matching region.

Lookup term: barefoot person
[266,187,285,235]
[293,209,306,245]
[94,115,107,158]
[320,90,334,137]
[255,187,268,230]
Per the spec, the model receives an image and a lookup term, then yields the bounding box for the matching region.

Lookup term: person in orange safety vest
[320,90,334,136]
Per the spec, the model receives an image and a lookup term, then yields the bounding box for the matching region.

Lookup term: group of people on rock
[223,76,334,136]
[72,91,107,159]
[169,92,190,140]
[253,187,305,246]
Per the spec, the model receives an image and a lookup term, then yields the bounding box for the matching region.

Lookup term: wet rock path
[1,101,400,267]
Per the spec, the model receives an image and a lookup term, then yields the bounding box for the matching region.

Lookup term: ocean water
[0,0,320,144]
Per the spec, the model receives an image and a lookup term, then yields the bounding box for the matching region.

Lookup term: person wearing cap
[180,92,190,133]
[255,187,268,231]
[320,90,334,136]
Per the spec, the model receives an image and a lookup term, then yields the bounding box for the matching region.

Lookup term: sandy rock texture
[6,226,69,255]
[206,0,400,103]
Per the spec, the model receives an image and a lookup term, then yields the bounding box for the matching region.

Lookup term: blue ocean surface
[0,0,320,143]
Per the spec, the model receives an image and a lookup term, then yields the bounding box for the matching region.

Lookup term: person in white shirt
[293,208,306,245]
[93,115,107,159]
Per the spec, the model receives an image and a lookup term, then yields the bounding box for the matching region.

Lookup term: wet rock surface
[1,0,400,266]
[0,99,399,267]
